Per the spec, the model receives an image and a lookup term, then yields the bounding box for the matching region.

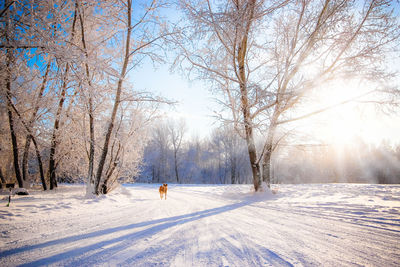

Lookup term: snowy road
[1,183,399,266]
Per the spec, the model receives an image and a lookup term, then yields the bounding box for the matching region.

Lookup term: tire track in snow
[55,188,226,266]
[225,199,400,266]
[169,186,399,266]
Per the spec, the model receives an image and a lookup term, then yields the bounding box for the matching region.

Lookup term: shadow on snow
[1,197,291,266]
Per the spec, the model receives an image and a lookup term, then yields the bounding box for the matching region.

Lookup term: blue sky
[130,58,400,146]
[128,1,400,144]
[130,62,217,138]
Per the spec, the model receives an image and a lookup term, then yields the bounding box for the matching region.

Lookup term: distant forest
[135,120,400,185]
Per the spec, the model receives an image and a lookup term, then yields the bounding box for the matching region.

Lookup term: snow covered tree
[0,0,63,189]
[137,120,252,184]
[174,0,280,190]
[85,0,171,195]
[258,0,400,187]
[144,120,175,183]
[175,0,400,191]
[168,119,187,183]
[1,0,170,194]
[211,126,250,184]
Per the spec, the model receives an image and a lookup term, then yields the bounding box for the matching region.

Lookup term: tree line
[137,121,252,184]
[136,118,400,185]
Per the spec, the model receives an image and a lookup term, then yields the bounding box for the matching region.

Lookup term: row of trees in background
[136,119,400,185]
[138,121,252,184]
[275,140,400,184]
[1,0,169,195]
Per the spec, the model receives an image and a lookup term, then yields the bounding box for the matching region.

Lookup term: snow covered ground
[0,183,399,266]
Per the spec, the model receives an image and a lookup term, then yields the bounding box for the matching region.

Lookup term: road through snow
[1,183,399,266]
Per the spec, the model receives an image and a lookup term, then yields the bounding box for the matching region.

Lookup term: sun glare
[307,79,398,146]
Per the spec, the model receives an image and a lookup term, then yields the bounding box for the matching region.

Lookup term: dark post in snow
[6,183,15,207]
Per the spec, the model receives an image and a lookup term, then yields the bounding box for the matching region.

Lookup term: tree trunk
[262,113,278,188]
[31,136,47,190]
[243,110,261,191]
[231,162,235,184]
[218,156,223,184]
[262,146,272,187]
[22,61,50,183]
[151,166,155,183]
[77,0,96,195]
[6,92,23,188]
[7,100,24,189]
[48,69,68,190]
[4,0,23,188]
[237,52,260,190]
[0,169,6,184]
[48,5,78,190]
[230,153,236,184]
[22,136,31,182]
[235,0,261,191]
[6,59,23,188]
[94,0,132,195]
[174,150,180,183]
[86,99,95,193]
[6,88,48,190]
[261,130,274,188]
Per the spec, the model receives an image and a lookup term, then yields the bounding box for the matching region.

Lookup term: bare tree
[74,0,96,195]
[210,125,250,184]
[92,0,132,194]
[5,92,47,190]
[152,121,172,183]
[258,0,400,186]
[1,1,56,189]
[175,0,287,191]
[92,0,170,195]
[1,0,22,188]
[168,119,187,183]
[0,0,171,193]
[175,0,399,191]
[0,0,162,192]
[21,61,50,185]
[138,122,252,185]
[47,4,79,190]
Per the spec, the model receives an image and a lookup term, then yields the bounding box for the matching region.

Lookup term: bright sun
[303,79,399,146]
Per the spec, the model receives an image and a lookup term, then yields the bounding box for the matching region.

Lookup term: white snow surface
[0,183,399,266]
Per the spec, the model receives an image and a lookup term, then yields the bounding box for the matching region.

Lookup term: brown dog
[159,184,168,200]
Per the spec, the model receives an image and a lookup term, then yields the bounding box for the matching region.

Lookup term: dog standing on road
[159,184,168,200]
